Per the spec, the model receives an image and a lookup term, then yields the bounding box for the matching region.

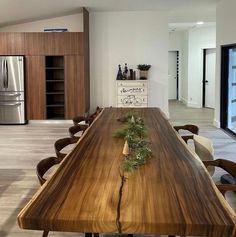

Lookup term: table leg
[42,231,49,237]
[85,233,92,237]
[94,233,99,237]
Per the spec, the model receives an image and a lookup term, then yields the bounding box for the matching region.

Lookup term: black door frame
[169,50,179,100]
[202,49,207,107]
[221,43,236,136]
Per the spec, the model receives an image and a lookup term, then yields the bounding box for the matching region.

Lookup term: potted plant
[137,64,151,80]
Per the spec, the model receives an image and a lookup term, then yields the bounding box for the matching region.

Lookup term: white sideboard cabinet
[116,80,148,107]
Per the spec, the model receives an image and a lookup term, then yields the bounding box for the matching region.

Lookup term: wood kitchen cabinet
[24,32,83,55]
[65,55,85,119]
[1,7,90,120]
[25,56,46,119]
[0,32,25,55]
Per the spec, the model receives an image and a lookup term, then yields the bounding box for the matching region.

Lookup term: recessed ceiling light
[197,21,204,25]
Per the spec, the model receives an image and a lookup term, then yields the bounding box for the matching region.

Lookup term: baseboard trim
[180,98,188,105]
[214,119,221,128]
[187,102,202,108]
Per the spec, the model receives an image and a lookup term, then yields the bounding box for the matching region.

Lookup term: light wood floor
[0,101,236,237]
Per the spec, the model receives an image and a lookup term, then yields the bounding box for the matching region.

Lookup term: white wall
[0,13,83,32]
[90,11,169,115]
[187,26,216,108]
[215,0,236,127]
[169,30,189,103]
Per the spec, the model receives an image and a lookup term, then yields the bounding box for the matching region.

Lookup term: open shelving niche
[45,56,65,119]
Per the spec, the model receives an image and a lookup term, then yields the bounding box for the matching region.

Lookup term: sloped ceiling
[0,0,221,26]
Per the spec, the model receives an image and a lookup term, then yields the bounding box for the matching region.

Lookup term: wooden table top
[18,108,236,236]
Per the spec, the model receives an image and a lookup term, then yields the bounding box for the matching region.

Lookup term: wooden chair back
[193,135,215,176]
[174,124,199,143]
[54,137,77,161]
[203,159,236,196]
[36,157,58,185]
[69,124,88,140]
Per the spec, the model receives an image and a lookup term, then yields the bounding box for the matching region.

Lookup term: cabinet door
[65,55,84,119]
[24,33,45,55]
[0,33,25,55]
[25,32,83,55]
[25,56,46,119]
[52,33,83,55]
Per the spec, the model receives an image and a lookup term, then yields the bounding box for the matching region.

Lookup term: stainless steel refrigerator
[0,56,26,124]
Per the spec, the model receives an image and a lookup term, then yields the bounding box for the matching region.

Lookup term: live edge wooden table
[18,108,236,237]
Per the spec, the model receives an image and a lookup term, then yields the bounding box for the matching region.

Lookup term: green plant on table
[114,112,152,172]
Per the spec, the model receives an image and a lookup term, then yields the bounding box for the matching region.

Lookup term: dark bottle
[129,69,134,80]
[123,63,128,80]
[116,64,123,80]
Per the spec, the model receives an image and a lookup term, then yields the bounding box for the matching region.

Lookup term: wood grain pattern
[64,55,85,118]
[25,56,46,119]
[17,108,236,236]
[24,32,83,56]
[0,32,25,55]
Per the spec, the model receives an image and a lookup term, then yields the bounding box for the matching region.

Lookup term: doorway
[221,44,236,136]
[168,51,179,100]
[202,48,216,108]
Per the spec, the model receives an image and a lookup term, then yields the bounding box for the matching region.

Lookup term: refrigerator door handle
[5,59,8,88]
[3,59,7,88]
[0,102,21,106]
[0,92,21,97]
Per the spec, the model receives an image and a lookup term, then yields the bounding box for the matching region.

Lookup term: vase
[139,70,148,80]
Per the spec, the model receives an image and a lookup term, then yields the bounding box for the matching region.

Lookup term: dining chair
[173,124,199,143]
[54,137,77,162]
[73,107,102,126]
[193,134,215,176]
[86,106,102,125]
[203,159,236,196]
[36,156,59,237]
[69,124,88,140]
[73,115,87,126]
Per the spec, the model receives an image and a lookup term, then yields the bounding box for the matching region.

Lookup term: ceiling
[0,0,221,27]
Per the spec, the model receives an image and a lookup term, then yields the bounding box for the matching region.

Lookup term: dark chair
[73,115,87,126]
[203,159,236,196]
[173,124,199,143]
[69,124,88,140]
[54,137,77,162]
[36,156,59,237]
[73,107,102,126]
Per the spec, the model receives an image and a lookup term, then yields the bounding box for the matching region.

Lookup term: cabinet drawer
[117,81,147,87]
[118,95,147,107]
[118,86,147,95]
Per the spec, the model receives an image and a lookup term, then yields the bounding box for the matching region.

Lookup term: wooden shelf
[46,67,64,70]
[46,92,64,95]
[45,56,65,119]
[46,80,64,82]
[46,104,64,107]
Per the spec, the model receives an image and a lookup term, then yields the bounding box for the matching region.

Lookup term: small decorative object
[137,64,151,80]
[116,64,123,80]
[129,69,134,80]
[123,63,128,80]
[113,112,152,172]
[122,141,129,156]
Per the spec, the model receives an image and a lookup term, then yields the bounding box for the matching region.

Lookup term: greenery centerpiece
[114,112,152,172]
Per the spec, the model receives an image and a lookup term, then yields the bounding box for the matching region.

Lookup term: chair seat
[221,173,236,185]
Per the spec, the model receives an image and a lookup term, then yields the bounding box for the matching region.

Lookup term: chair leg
[85,233,92,237]
[42,231,49,237]
[127,235,133,237]
[94,233,99,237]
